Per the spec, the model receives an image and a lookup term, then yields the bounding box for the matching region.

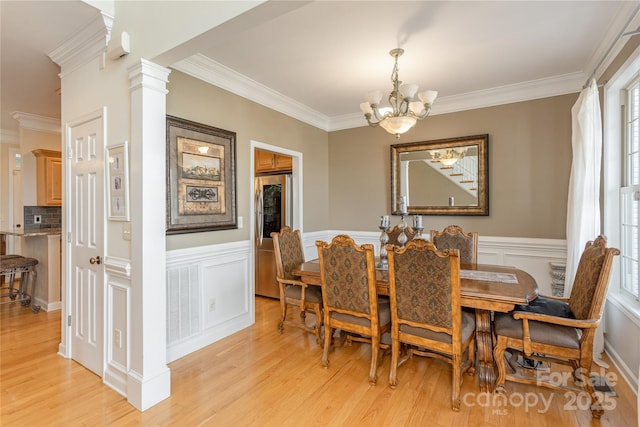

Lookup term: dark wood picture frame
[166,115,237,234]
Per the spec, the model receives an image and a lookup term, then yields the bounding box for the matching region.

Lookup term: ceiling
[2,1,639,137]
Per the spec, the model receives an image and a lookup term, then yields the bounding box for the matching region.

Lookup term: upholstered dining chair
[386,239,476,411]
[387,225,417,247]
[493,235,620,419]
[316,235,391,385]
[272,227,323,345]
[430,225,478,265]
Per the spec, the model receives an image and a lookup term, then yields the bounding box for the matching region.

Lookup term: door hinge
[67,315,72,326]
[67,231,71,243]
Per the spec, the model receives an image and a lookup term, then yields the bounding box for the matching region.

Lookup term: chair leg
[389,338,400,388]
[576,365,604,419]
[369,336,379,386]
[322,324,333,368]
[278,298,287,333]
[313,304,323,347]
[452,354,462,411]
[493,336,508,391]
[467,335,476,376]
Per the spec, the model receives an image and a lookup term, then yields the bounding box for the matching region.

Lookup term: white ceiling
[2,1,639,137]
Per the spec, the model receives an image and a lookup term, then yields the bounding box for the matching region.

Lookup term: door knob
[89,256,102,265]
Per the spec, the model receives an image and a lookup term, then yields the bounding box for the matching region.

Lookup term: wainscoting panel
[166,264,201,345]
[604,295,640,395]
[166,240,253,363]
[103,257,132,398]
[478,236,567,296]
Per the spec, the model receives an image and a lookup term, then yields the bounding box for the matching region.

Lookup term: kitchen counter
[0,228,61,237]
[0,230,62,311]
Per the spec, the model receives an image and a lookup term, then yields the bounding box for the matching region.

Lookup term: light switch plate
[122,222,131,241]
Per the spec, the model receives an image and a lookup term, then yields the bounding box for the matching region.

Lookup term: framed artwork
[166,115,237,234]
[106,141,130,221]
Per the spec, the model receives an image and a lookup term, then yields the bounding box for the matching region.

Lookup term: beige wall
[166,71,576,242]
[328,94,577,239]
[166,70,330,250]
[0,142,19,228]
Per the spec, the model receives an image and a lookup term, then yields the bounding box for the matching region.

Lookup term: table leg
[475,309,495,392]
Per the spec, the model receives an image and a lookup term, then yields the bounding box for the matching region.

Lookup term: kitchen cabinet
[255,150,292,173]
[32,149,62,206]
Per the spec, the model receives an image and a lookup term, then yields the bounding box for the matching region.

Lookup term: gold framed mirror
[390,134,489,215]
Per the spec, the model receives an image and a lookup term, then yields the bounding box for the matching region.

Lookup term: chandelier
[360,48,437,139]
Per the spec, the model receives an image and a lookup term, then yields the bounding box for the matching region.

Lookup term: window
[621,78,640,299]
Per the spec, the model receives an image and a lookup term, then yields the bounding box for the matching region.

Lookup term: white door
[68,114,104,376]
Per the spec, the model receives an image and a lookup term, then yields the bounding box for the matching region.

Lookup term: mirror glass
[391,134,489,215]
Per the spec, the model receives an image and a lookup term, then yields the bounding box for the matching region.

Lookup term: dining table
[292,259,538,392]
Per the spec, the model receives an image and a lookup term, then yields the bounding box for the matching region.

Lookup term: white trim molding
[173,54,330,131]
[47,11,113,77]
[10,111,60,133]
[173,54,589,133]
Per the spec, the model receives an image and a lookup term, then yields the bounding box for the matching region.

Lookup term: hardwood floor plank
[1,297,637,426]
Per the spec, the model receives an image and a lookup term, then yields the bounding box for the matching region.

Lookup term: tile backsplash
[23,206,61,231]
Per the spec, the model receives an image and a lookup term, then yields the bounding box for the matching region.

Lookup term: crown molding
[47,11,114,78]
[172,54,331,131]
[583,2,640,84]
[0,129,19,144]
[173,53,589,133]
[10,111,61,133]
[330,72,586,131]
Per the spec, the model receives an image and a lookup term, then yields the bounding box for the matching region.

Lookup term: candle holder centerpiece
[377,197,425,269]
[378,215,391,269]
[396,214,408,248]
[395,195,409,248]
[412,214,424,239]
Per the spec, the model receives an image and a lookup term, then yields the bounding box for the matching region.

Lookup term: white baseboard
[604,341,639,397]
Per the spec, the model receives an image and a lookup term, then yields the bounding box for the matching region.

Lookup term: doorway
[250,142,303,302]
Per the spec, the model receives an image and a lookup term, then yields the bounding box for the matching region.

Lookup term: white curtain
[565,78,604,362]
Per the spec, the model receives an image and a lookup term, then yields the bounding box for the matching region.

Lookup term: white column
[127,59,171,411]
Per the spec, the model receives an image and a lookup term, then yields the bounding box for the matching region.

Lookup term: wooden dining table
[292,259,538,392]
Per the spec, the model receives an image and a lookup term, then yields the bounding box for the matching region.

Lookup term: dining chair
[386,239,476,411]
[272,227,323,345]
[430,225,478,265]
[316,234,391,385]
[387,225,417,247]
[493,235,620,419]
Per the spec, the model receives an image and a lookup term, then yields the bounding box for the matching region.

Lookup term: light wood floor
[1,297,637,426]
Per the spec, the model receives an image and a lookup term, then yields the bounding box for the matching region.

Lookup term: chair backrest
[316,235,377,316]
[388,225,416,247]
[430,225,478,265]
[271,227,305,281]
[387,239,461,337]
[567,235,620,321]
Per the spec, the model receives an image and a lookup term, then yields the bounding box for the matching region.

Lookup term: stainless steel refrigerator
[255,174,292,298]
